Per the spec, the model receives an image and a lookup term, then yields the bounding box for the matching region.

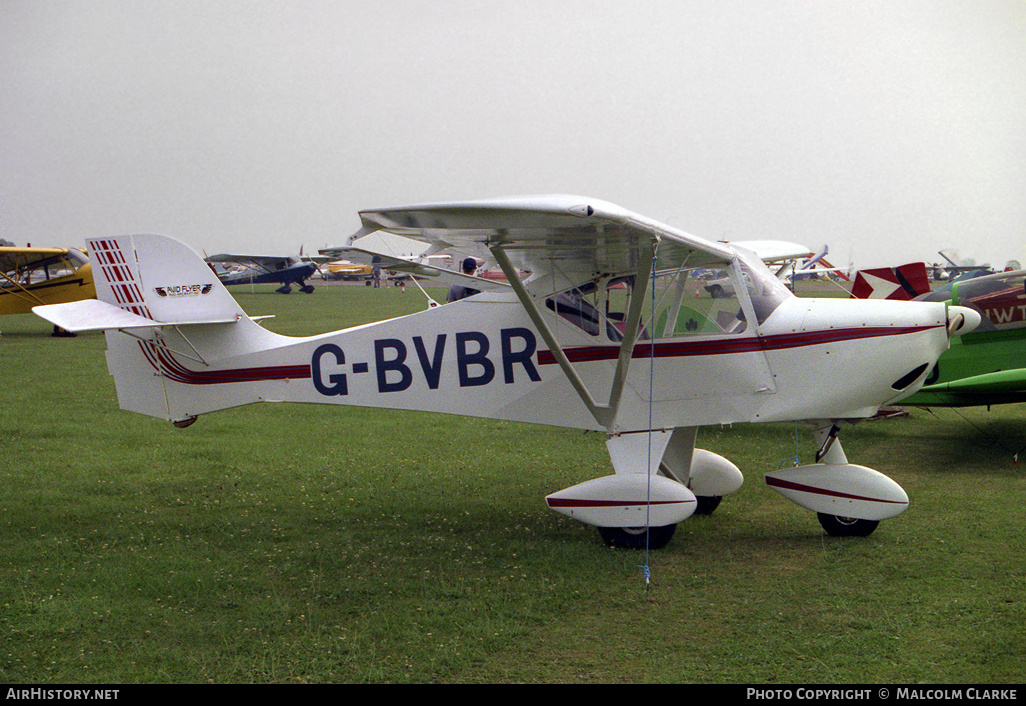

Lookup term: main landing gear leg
[811,421,881,538]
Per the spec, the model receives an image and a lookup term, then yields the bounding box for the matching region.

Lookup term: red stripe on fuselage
[537,325,937,366]
[147,344,311,385]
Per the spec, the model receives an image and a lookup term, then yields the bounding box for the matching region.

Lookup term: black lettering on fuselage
[501,327,540,383]
[456,331,494,387]
[310,328,540,397]
[375,338,412,392]
[413,334,446,389]
[312,343,348,396]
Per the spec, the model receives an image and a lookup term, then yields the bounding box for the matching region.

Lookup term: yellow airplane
[1,247,96,334]
[324,260,374,281]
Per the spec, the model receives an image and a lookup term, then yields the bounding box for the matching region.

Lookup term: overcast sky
[2,0,1023,270]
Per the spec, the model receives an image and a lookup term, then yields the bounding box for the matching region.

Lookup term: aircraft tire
[598,524,676,550]
[693,496,722,515]
[817,513,879,537]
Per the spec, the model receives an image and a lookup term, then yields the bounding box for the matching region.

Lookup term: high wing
[345,195,783,428]
[351,194,737,294]
[728,240,815,265]
[330,195,792,296]
[1,247,79,272]
[330,207,812,297]
[740,243,851,285]
[205,253,328,272]
[0,246,96,316]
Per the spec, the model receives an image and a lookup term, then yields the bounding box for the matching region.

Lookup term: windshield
[734,249,793,325]
[544,250,792,342]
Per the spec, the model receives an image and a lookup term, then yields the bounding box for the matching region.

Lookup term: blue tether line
[639,253,658,597]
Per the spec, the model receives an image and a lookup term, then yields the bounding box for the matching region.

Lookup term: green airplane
[903,268,1026,407]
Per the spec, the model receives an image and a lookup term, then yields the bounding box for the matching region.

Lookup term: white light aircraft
[33,196,981,548]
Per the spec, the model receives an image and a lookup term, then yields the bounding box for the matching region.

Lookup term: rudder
[82,235,288,424]
[88,234,245,323]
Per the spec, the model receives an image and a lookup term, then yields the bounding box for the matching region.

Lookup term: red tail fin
[850,262,930,299]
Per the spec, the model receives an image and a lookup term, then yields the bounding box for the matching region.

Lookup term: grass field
[1,282,1023,683]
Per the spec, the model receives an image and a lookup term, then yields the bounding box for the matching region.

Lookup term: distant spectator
[446,257,479,302]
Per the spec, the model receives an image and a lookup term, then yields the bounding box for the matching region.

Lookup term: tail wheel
[817,513,879,537]
[598,524,677,550]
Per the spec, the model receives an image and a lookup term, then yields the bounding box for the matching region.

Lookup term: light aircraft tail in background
[34,196,980,548]
[850,262,932,300]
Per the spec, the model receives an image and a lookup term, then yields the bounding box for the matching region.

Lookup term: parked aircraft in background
[321,234,457,289]
[323,260,373,281]
[782,245,850,284]
[850,262,932,300]
[34,196,979,548]
[906,269,1026,407]
[1,246,96,334]
[205,253,322,293]
[852,263,1026,408]
[931,250,994,282]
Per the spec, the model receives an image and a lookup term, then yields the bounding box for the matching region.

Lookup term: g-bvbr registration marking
[311,327,541,396]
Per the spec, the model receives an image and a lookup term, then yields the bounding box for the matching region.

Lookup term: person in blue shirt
[446,257,480,302]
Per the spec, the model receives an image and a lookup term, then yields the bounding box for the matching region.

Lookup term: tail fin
[89,234,245,323]
[850,262,931,300]
[35,234,294,425]
[35,234,246,330]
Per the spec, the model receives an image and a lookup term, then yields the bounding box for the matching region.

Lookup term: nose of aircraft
[946,305,981,338]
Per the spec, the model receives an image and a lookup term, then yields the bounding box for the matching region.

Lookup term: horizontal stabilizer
[33,298,238,332]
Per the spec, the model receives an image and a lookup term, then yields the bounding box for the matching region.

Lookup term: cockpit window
[545,251,792,341]
[1,250,86,288]
[66,249,89,267]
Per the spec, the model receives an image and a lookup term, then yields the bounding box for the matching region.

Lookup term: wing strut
[489,237,657,431]
[0,270,49,307]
